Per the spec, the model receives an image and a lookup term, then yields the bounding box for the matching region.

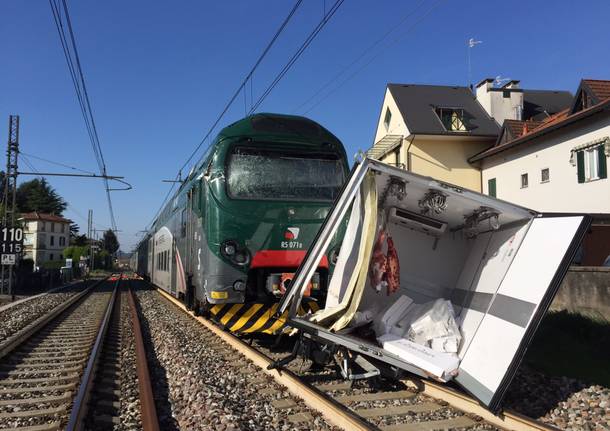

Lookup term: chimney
[475,77,524,124]
[475,78,494,119]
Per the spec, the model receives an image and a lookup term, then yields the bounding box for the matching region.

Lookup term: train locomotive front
[137,114,349,333]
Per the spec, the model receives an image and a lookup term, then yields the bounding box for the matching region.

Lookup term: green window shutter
[577,151,585,183]
[488,178,496,197]
[598,145,607,179]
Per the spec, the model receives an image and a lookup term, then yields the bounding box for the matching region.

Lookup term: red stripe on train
[250,250,328,269]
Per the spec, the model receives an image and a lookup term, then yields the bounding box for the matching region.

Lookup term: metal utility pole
[1,115,20,298]
[87,209,94,273]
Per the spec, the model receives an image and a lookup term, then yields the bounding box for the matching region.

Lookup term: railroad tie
[271,398,298,409]
[380,416,477,431]
[336,390,417,403]
[356,402,442,418]
[315,381,353,392]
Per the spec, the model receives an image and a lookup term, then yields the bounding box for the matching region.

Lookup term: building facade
[471,79,610,265]
[471,80,610,213]
[368,80,571,192]
[20,212,72,267]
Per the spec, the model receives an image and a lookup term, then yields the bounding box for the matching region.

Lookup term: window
[488,178,497,197]
[521,173,528,188]
[51,223,55,232]
[502,90,511,98]
[435,108,467,131]
[59,236,66,246]
[577,145,608,183]
[383,108,392,131]
[50,235,55,246]
[227,147,346,201]
[49,253,54,261]
[541,168,550,183]
[61,224,65,233]
[40,222,46,232]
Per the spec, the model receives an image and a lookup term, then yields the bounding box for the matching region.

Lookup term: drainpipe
[405,136,415,171]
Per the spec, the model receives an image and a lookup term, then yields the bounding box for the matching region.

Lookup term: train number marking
[281,241,303,249]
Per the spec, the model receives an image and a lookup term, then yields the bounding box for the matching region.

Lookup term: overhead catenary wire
[302,0,444,115]
[247,0,346,115]
[19,151,97,176]
[176,0,304,177]
[49,0,118,232]
[20,155,110,231]
[144,0,305,233]
[291,0,428,114]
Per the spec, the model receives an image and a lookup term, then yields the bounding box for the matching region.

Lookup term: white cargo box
[279,158,590,412]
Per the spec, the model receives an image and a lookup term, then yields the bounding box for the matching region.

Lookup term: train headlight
[221,240,238,258]
[220,240,250,266]
[233,249,251,266]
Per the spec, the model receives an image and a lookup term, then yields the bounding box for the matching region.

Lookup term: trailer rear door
[455,214,590,412]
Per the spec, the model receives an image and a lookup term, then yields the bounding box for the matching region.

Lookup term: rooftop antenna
[467,38,482,91]
[494,75,511,87]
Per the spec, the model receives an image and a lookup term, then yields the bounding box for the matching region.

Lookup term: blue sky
[2,0,609,251]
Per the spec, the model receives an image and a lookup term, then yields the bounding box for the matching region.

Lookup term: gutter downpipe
[405,135,415,171]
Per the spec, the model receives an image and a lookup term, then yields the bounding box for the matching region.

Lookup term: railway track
[0,275,159,431]
[155,286,560,431]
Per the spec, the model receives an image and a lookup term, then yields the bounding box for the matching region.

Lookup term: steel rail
[157,287,558,431]
[127,281,161,431]
[0,277,109,361]
[66,276,120,431]
[156,288,375,431]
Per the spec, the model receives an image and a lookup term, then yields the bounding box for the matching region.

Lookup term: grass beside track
[524,310,610,387]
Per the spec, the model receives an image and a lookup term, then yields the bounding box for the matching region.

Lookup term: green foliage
[71,234,88,246]
[95,249,112,269]
[16,178,67,215]
[63,245,88,261]
[102,229,119,254]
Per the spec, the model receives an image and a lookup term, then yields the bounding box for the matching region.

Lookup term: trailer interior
[279,159,589,411]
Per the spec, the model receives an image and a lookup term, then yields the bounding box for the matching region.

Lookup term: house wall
[372,89,493,192]
[22,219,70,267]
[408,136,491,192]
[480,114,610,213]
[373,89,409,144]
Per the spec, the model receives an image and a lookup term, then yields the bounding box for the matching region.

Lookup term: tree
[16,179,67,215]
[102,229,119,254]
[71,234,88,246]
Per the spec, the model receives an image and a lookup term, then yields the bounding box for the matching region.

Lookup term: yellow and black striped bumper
[209,299,320,334]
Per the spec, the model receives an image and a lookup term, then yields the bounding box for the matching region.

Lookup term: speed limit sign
[0,226,24,260]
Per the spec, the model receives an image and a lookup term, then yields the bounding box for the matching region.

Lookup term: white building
[20,212,72,267]
[470,79,610,264]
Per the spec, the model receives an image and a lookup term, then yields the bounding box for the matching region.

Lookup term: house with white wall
[470,79,610,264]
[20,212,72,267]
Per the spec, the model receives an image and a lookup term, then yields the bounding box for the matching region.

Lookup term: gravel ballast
[0,282,87,345]
[135,286,337,431]
[505,366,610,430]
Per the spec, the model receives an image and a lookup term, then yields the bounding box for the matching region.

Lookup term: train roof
[217,113,343,147]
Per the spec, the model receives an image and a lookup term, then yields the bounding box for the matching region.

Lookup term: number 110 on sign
[2,227,23,242]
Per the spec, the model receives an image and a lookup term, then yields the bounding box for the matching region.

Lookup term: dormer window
[383,108,392,131]
[435,107,468,131]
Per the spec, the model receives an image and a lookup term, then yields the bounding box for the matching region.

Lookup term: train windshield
[227,146,345,201]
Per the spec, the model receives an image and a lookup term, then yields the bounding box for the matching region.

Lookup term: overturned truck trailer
[277,157,590,412]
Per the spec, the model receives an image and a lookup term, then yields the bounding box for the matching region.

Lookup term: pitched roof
[522,89,573,121]
[470,99,610,162]
[583,79,610,101]
[502,119,544,141]
[387,84,500,137]
[19,212,72,223]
